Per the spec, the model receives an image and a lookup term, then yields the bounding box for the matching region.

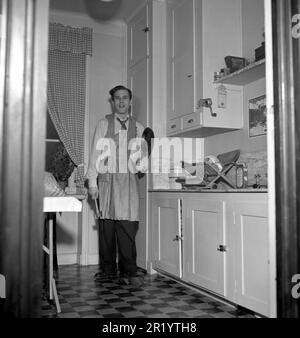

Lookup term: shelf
[167,126,239,138]
[213,59,265,85]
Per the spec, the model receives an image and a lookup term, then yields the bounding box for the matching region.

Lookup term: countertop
[149,188,268,193]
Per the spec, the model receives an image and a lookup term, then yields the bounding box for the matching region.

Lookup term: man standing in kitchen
[86,85,147,287]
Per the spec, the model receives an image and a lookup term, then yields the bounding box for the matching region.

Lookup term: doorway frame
[0,0,49,317]
[271,0,300,318]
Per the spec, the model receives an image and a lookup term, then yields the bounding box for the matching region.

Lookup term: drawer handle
[188,119,194,124]
[171,124,177,129]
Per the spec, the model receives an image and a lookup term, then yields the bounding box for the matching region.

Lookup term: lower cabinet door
[152,196,182,278]
[183,198,226,295]
[233,201,269,316]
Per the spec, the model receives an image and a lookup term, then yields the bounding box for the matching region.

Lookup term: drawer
[167,118,181,134]
[182,112,202,130]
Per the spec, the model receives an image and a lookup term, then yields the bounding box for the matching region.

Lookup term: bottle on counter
[236,163,248,189]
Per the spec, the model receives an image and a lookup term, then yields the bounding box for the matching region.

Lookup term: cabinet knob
[217,244,227,252]
[173,235,183,241]
[188,119,194,124]
[142,27,150,32]
[187,74,192,78]
[171,124,177,129]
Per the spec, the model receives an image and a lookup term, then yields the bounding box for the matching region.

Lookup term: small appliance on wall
[224,56,247,73]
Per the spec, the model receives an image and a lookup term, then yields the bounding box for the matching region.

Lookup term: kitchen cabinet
[230,198,269,316]
[166,0,244,137]
[183,198,226,295]
[127,3,151,270]
[128,57,149,126]
[127,53,148,270]
[127,4,148,68]
[151,193,182,278]
[149,191,271,316]
[170,0,194,122]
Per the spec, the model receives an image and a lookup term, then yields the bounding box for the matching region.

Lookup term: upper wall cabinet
[171,0,194,124]
[127,5,149,68]
[166,0,244,137]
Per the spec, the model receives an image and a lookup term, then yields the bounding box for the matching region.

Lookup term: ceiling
[50,0,147,22]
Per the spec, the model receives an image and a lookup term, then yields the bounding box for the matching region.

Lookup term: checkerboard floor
[41,264,255,318]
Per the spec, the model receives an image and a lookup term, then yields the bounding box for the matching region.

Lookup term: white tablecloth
[42,196,83,313]
[43,196,82,212]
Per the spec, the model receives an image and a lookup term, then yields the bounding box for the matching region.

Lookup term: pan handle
[94,199,101,218]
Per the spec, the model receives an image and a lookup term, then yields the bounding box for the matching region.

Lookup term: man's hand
[136,157,148,173]
[88,187,99,200]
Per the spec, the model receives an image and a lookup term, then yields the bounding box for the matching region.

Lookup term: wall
[242,0,265,62]
[204,0,266,187]
[204,78,267,187]
[204,0,266,156]
[202,0,243,129]
[204,78,266,156]
[49,10,126,265]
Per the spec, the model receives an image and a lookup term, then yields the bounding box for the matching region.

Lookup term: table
[0,274,5,298]
[43,196,82,313]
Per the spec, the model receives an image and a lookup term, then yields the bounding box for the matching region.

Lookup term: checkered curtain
[49,23,92,55]
[48,23,93,193]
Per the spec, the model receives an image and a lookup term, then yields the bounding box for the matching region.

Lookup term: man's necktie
[117,117,128,130]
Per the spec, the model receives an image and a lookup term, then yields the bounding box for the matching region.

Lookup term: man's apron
[97,114,140,221]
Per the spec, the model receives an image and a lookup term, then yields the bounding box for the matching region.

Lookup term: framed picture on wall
[248,94,267,137]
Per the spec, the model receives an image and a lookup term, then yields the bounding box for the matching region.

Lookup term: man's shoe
[94,271,107,281]
[129,276,144,287]
[118,277,130,285]
[94,270,117,281]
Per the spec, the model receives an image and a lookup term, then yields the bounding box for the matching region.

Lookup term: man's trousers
[98,219,139,277]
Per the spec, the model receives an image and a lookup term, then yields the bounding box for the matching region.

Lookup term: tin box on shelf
[255,42,265,61]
